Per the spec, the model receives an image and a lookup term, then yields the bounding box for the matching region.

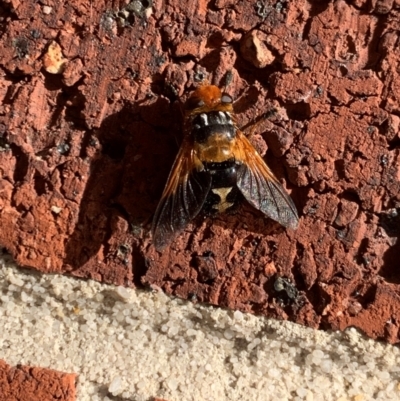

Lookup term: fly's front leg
[240,108,278,139]
[235,108,277,158]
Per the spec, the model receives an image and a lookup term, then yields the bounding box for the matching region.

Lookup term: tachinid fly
[152,84,299,250]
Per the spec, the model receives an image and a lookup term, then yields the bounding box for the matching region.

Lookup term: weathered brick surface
[0,1,400,342]
[0,360,76,401]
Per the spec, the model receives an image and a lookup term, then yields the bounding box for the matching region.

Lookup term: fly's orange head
[185,85,233,116]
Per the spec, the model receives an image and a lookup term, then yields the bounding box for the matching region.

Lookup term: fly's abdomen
[203,160,241,214]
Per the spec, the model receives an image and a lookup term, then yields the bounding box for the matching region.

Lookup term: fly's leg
[240,108,277,139]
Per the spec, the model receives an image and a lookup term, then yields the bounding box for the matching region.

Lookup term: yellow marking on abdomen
[195,133,235,163]
[212,187,234,213]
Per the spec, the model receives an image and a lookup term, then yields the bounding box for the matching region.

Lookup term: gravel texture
[1,251,400,401]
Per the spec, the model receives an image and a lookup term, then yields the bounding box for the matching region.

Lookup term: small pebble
[42,5,52,14]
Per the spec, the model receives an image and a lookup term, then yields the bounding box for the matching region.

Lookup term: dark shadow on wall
[64,97,180,286]
[380,239,400,284]
[379,209,400,284]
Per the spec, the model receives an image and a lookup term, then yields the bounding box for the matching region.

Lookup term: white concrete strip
[0,251,399,401]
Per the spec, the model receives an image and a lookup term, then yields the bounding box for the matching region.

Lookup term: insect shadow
[380,209,400,283]
[64,97,180,285]
[381,241,400,284]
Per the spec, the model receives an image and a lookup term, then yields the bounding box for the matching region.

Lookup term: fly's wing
[234,130,299,229]
[152,140,211,250]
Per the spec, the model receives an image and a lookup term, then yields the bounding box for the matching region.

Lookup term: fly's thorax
[191,111,236,143]
[191,110,237,163]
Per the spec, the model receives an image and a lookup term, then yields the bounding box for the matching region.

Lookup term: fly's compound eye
[185,97,205,110]
[221,93,233,104]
